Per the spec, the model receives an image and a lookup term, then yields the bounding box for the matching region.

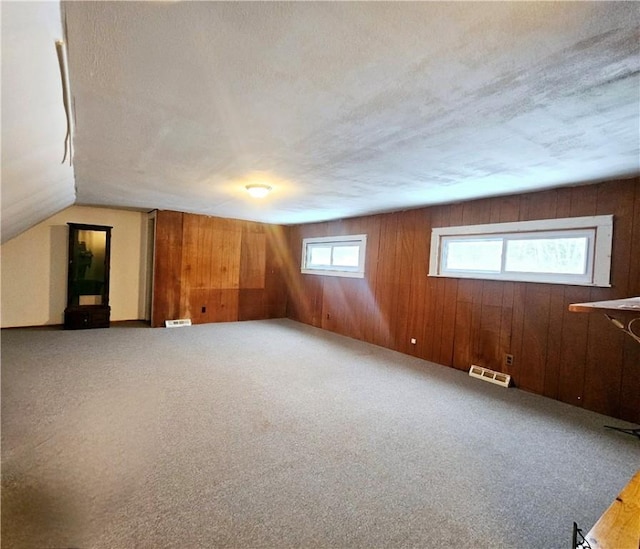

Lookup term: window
[301,234,367,278]
[429,215,613,286]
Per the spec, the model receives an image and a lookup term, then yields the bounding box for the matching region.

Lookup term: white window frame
[428,215,613,287]
[301,234,367,278]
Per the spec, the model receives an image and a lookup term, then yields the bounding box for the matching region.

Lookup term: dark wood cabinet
[64,223,112,330]
[64,306,111,330]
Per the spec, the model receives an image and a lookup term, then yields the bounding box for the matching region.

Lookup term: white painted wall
[0,206,148,328]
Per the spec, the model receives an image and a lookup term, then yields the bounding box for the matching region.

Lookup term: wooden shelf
[568,297,640,314]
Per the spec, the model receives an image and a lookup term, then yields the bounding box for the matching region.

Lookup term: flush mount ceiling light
[245,184,272,198]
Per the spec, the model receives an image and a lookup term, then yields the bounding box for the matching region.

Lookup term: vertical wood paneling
[265,225,288,319]
[317,223,340,331]
[407,209,430,357]
[518,284,551,394]
[216,222,242,290]
[305,275,325,328]
[543,286,565,399]
[438,279,459,366]
[180,213,199,319]
[508,283,526,381]
[584,314,625,416]
[477,281,503,370]
[425,205,451,363]
[557,286,591,407]
[620,182,640,422]
[519,189,558,221]
[554,185,599,406]
[321,277,340,333]
[629,181,640,294]
[620,339,640,423]
[542,188,573,399]
[595,181,634,296]
[570,183,598,216]
[460,200,492,369]
[152,210,183,327]
[494,197,519,375]
[238,289,267,320]
[198,216,214,289]
[137,177,640,422]
[239,227,266,289]
[499,282,514,372]
[583,181,635,416]
[284,177,640,422]
[496,195,521,223]
[326,216,376,343]
[420,277,438,363]
[462,198,491,225]
[209,289,239,322]
[419,210,436,360]
[438,205,462,365]
[452,299,473,370]
[453,279,475,369]
[287,223,327,327]
[349,216,378,342]
[374,213,400,349]
[393,212,417,354]
[516,189,557,392]
[189,288,209,323]
[153,211,287,326]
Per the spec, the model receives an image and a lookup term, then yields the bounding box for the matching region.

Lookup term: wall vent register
[469,365,511,388]
[165,319,192,328]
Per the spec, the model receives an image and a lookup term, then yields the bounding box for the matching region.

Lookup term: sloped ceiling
[1,1,75,243]
[2,2,639,242]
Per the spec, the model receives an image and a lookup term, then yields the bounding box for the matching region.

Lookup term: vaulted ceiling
[2,1,639,243]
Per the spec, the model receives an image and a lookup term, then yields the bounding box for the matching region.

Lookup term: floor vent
[469,365,511,388]
[165,319,192,328]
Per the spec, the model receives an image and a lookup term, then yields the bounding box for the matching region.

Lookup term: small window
[429,215,613,287]
[301,234,367,278]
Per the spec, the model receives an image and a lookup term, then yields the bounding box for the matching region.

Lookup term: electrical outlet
[410,338,417,345]
[505,354,514,366]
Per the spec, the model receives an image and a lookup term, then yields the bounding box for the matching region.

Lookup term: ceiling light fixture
[245,184,272,198]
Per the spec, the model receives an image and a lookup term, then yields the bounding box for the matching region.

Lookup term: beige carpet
[2,319,638,548]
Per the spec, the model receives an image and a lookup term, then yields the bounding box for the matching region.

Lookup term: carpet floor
[2,319,638,548]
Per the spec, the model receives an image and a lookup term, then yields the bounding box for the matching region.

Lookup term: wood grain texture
[393,211,417,354]
[284,177,640,421]
[406,210,430,357]
[238,289,267,320]
[374,213,400,349]
[265,225,288,319]
[153,211,287,326]
[240,228,266,289]
[156,178,640,421]
[620,183,640,422]
[582,182,636,416]
[151,210,183,327]
[586,470,640,549]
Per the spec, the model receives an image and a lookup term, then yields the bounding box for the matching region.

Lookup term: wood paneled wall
[285,178,640,422]
[152,211,287,327]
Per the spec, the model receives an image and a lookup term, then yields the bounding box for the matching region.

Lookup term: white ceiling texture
[2,2,639,243]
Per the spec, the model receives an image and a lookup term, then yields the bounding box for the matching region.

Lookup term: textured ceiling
[1,1,75,243]
[2,2,639,241]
